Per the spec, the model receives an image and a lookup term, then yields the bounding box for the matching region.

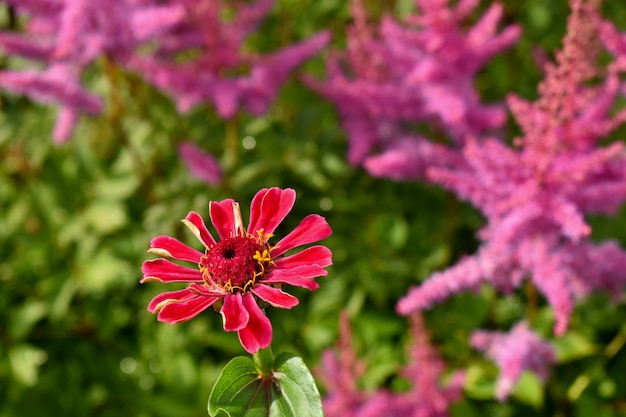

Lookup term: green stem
[224,118,239,172]
[253,346,274,378]
[525,280,537,325]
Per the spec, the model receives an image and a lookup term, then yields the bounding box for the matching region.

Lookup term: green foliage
[2,1,626,416]
[208,352,322,417]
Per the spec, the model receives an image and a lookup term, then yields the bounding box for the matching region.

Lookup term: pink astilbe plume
[471,322,555,401]
[318,312,464,417]
[317,311,368,416]
[177,141,222,186]
[0,0,186,142]
[305,0,520,180]
[127,0,330,118]
[398,0,626,336]
[0,0,328,141]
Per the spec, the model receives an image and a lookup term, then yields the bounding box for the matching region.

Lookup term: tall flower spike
[141,188,332,354]
[471,322,555,401]
[318,312,464,417]
[397,0,626,336]
[0,0,185,142]
[304,0,520,180]
[127,0,330,118]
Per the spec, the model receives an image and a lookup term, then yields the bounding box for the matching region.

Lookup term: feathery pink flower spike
[471,322,555,401]
[305,0,520,180]
[0,0,185,142]
[128,0,330,118]
[141,188,332,354]
[318,312,464,417]
[397,0,626,336]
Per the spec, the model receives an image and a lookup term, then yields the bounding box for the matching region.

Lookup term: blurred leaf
[9,344,48,387]
[79,250,133,295]
[553,332,599,363]
[512,371,545,409]
[464,364,495,400]
[10,300,47,340]
[83,201,128,234]
[93,174,140,201]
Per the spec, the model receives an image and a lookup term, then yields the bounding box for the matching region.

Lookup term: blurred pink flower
[177,141,222,186]
[141,188,332,353]
[0,0,185,141]
[471,322,555,401]
[128,0,330,117]
[0,0,328,140]
[397,0,626,335]
[318,312,464,417]
[305,0,520,179]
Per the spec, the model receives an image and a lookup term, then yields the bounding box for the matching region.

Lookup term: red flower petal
[157,294,220,324]
[221,293,249,331]
[248,187,296,235]
[272,214,332,257]
[141,258,203,283]
[147,288,195,313]
[262,265,328,290]
[237,294,272,354]
[209,199,237,240]
[274,245,332,269]
[252,284,299,309]
[149,235,204,263]
[182,211,216,248]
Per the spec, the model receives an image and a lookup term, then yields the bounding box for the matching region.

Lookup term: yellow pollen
[197,230,276,294]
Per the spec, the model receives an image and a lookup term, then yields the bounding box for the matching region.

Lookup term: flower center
[199,234,273,293]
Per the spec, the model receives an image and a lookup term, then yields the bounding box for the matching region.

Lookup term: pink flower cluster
[471,322,555,401]
[128,0,330,119]
[318,312,464,417]
[305,0,520,180]
[0,0,329,142]
[397,0,626,336]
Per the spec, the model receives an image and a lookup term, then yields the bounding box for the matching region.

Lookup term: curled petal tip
[148,248,173,258]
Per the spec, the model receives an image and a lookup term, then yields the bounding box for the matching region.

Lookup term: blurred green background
[2,1,626,416]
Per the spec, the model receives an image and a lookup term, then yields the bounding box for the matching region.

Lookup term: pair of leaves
[208,353,323,417]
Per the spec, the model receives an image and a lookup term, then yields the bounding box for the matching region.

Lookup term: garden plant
[2,0,626,416]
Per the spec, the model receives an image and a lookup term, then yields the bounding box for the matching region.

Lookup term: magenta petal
[210,199,237,240]
[157,294,219,324]
[149,236,204,263]
[262,265,327,290]
[221,293,249,331]
[147,288,195,313]
[272,214,332,257]
[141,258,203,283]
[248,188,296,235]
[252,284,299,309]
[183,211,217,247]
[274,246,332,269]
[237,294,272,354]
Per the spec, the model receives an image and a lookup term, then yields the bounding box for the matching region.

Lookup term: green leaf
[86,201,128,234]
[553,331,598,363]
[208,356,267,417]
[512,371,545,409]
[271,353,323,417]
[208,353,323,417]
[8,344,48,387]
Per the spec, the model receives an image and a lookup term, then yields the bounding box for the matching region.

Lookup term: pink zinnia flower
[141,187,332,353]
